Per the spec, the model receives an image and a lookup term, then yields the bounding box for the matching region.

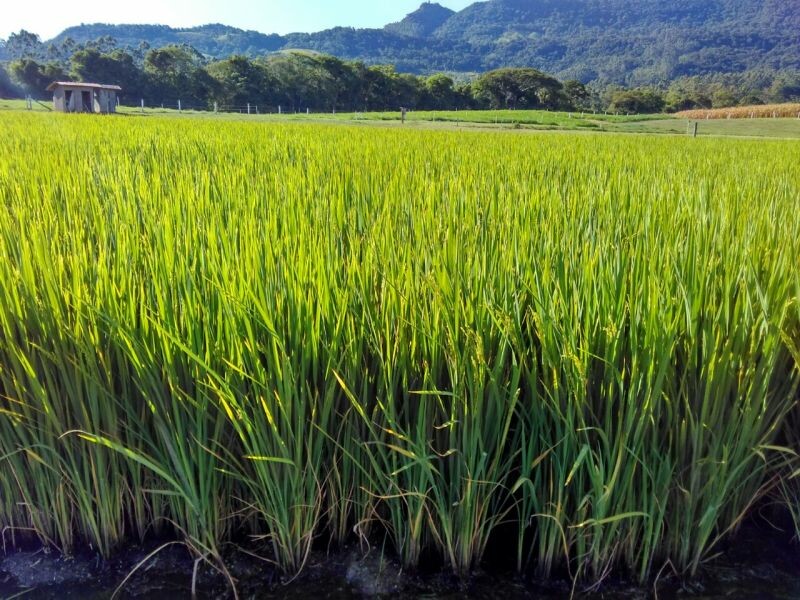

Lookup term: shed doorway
[81,90,91,112]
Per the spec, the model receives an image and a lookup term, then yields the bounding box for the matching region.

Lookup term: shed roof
[47,81,122,92]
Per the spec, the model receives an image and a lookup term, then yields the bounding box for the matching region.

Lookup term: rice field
[273,109,669,126]
[0,112,798,592]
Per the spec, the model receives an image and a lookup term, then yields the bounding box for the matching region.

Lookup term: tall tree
[8,59,67,98]
[0,64,18,98]
[423,74,458,110]
[472,68,565,110]
[563,80,590,110]
[608,88,666,113]
[315,54,362,112]
[5,30,43,60]
[259,52,340,112]
[769,72,800,103]
[71,49,144,100]
[207,55,271,109]
[144,45,216,107]
[358,65,421,110]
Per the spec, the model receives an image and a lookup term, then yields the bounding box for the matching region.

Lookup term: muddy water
[1,525,798,599]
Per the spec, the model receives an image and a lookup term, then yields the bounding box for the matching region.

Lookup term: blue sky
[2,0,474,41]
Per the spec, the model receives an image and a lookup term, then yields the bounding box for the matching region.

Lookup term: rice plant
[0,112,798,590]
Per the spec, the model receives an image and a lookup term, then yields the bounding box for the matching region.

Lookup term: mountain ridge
[384,2,456,38]
[13,0,800,85]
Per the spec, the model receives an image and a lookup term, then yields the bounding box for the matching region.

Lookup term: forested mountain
[384,3,456,38]
[5,0,799,85]
[51,23,286,56]
[427,0,799,84]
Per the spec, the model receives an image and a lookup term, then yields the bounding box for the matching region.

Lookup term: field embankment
[0,113,798,595]
[677,102,800,120]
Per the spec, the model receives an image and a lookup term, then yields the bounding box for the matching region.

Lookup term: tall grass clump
[0,112,798,588]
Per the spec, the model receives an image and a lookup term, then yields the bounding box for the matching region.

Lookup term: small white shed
[47,82,122,114]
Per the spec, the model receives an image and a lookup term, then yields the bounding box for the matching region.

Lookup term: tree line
[1,35,798,114]
[2,0,798,89]
[605,70,800,114]
[0,44,592,113]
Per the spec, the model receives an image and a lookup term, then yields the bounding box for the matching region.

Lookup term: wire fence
[128,99,340,116]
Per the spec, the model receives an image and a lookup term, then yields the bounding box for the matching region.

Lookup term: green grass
[0,111,798,593]
[5,98,800,138]
[612,116,800,138]
[275,108,669,125]
[119,105,800,138]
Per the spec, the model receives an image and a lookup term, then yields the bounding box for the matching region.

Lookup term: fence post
[278,105,282,115]
[214,101,218,113]
[247,103,251,115]
[178,99,181,112]
[141,99,145,113]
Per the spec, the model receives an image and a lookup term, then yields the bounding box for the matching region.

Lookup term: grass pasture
[112,104,800,137]
[0,111,798,592]
[4,98,800,138]
[284,108,669,126]
[611,116,800,138]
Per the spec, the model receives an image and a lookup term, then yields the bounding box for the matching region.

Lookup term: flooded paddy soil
[1,523,798,599]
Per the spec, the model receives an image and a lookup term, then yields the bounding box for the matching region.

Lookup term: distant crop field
[111,103,668,128]
[7,99,800,138]
[0,112,798,592]
[310,108,670,124]
[678,102,800,120]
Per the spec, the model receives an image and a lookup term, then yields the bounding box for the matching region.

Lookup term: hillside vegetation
[2,0,797,85]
